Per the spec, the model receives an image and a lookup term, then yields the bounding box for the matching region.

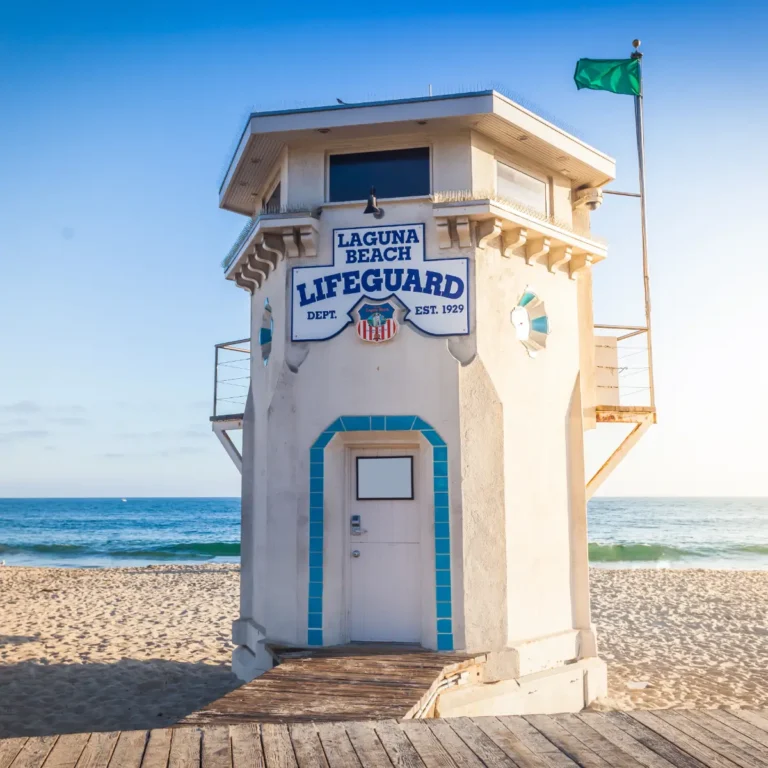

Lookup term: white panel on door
[356,457,413,500]
[349,543,421,643]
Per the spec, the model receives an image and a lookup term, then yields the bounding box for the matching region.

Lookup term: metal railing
[222,220,258,271]
[594,324,652,408]
[212,339,251,419]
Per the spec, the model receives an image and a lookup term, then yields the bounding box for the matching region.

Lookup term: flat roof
[219,90,616,215]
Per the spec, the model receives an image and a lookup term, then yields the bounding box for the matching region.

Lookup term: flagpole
[631,39,656,411]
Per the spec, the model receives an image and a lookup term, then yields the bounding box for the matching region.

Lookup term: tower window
[497,162,549,215]
[263,182,281,214]
[329,148,430,203]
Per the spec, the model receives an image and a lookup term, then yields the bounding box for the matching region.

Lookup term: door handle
[351,550,361,558]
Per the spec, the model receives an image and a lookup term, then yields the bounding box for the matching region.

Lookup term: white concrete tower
[211,91,653,714]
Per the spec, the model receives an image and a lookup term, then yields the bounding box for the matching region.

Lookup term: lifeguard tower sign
[291,223,469,341]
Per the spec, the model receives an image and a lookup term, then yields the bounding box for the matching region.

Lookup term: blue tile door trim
[308,415,453,651]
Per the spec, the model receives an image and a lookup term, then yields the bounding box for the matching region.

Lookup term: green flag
[574,58,641,96]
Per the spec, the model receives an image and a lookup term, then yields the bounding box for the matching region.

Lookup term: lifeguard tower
[211,90,655,715]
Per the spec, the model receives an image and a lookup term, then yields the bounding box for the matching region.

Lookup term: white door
[348,449,422,643]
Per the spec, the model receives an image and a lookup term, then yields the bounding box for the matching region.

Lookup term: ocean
[0,497,767,569]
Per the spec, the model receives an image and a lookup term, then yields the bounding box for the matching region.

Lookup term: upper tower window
[263,181,281,213]
[497,162,549,215]
[329,147,430,203]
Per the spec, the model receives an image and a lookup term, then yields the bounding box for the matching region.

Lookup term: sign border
[290,222,471,342]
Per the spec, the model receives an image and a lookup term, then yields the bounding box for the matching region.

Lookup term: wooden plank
[230,725,265,768]
[201,727,232,768]
[75,733,120,768]
[728,710,768,735]
[606,713,708,768]
[0,740,28,768]
[372,721,426,768]
[702,712,768,750]
[315,723,362,768]
[424,721,484,768]
[168,729,200,768]
[41,735,89,768]
[139,731,171,768]
[397,722,456,768]
[5,715,764,768]
[344,723,392,768]
[262,725,297,768]
[577,713,679,768]
[288,724,329,768]
[498,716,578,767]
[9,737,58,768]
[681,712,768,764]
[442,719,517,768]
[553,714,646,768]
[525,715,612,768]
[108,733,148,768]
[183,649,472,726]
[471,716,551,768]
[658,712,768,768]
[629,712,741,768]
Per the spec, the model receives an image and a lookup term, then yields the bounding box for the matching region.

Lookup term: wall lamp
[363,187,384,219]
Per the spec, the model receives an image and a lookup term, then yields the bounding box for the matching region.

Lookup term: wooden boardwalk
[3,711,768,768]
[180,646,475,725]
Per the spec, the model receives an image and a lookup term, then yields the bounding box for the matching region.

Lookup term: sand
[590,568,768,711]
[0,564,240,738]
[1,565,767,737]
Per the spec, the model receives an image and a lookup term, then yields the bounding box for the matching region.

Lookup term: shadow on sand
[0,659,241,738]
[0,635,39,646]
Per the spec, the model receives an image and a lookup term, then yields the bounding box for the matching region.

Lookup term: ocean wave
[0,541,241,559]
[588,542,768,562]
[588,543,693,562]
[3,540,768,564]
[0,543,90,555]
[740,545,768,555]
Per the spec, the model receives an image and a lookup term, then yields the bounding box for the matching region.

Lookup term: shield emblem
[356,303,398,343]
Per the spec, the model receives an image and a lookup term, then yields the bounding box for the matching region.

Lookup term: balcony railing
[594,324,653,409]
[212,339,250,420]
[222,220,259,271]
[210,330,652,420]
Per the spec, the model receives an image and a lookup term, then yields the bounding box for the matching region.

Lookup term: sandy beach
[590,568,768,711]
[0,564,240,738]
[1,565,767,737]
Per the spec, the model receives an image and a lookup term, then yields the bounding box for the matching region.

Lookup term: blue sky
[1,0,766,496]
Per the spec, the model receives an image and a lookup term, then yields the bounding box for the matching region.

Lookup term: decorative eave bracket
[227,216,320,294]
[432,198,606,276]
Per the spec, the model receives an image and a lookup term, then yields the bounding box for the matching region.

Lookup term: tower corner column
[231,385,273,682]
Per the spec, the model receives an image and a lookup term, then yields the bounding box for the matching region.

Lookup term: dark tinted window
[264,182,281,213]
[329,147,430,202]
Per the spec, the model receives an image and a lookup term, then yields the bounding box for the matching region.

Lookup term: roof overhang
[219,91,616,215]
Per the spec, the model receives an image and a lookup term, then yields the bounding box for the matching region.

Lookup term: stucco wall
[470,238,583,645]
[433,132,472,191]
[238,129,593,655]
[457,357,507,651]
[286,148,324,206]
[245,200,466,648]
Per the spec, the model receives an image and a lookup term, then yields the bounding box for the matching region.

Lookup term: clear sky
[1,0,766,497]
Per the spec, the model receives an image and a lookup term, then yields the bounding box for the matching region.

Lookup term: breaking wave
[588,542,768,562]
[0,541,241,559]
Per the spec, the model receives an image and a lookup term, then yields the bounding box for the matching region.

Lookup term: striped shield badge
[356,302,399,344]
